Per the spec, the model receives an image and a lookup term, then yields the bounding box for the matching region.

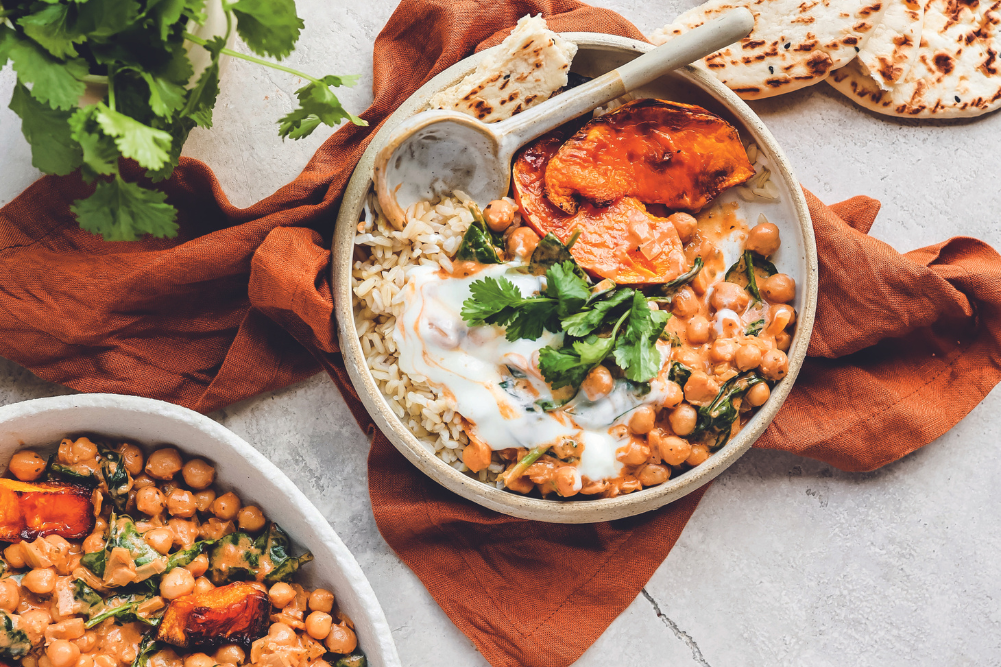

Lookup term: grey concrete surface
[2,1,1001,665]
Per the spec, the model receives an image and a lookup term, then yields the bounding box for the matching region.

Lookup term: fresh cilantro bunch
[0,0,365,241]
[460,259,671,398]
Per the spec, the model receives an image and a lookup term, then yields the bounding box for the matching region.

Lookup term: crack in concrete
[641,588,711,667]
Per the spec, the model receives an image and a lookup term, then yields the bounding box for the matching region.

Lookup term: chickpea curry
[392,98,797,500]
[0,439,367,667]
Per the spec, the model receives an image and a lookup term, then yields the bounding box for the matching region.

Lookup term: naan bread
[854,0,924,90]
[828,0,1001,117]
[648,0,889,99]
[428,15,577,123]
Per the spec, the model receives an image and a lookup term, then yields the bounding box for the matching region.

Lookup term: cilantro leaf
[230,0,303,59]
[182,0,208,25]
[278,75,366,140]
[537,346,593,391]
[613,292,670,382]
[75,0,143,39]
[504,300,559,342]
[138,70,187,117]
[6,32,87,110]
[460,276,526,328]
[574,334,615,367]
[543,261,589,318]
[182,37,223,128]
[146,0,188,42]
[93,103,174,171]
[18,3,85,60]
[72,176,178,241]
[69,106,121,181]
[9,83,82,175]
[561,288,634,338]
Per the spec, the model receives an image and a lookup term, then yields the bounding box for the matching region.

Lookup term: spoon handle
[498,8,754,150]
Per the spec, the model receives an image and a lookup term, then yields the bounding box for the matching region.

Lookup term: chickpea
[24,567,56,595]
[93,655,116,667]
[308,589,335,613]
[637,463,671,486]
[193,577,214,595]
[616,439,650,467]
[181,459,215,491]
[684,372,719,404]
[673,346,703,371]
[651,430,693,466]
[305,611,333,641]
[199,518,235,541]
[735,344,763,371]
[686,315,710,345]
[628,406,656,435]
[710,282,750,312]
[115,444,144,476]
[775,331,792,352]
[667,212,697,243]
[136,487,166,516]
[581,365,614,401]
[193,490,216,513]
[211,492,240,521]
[767,303,796,336]
[761,273,795,303]
[506,227,540,259]
[132,474,156,490]
[143,528,173,555]
[83,534,105,554]
[76,654,94,667]
[183,654,214,667]
[710,338,737,363]
[9,450,46,481]
[686,444,711,466]
[45,619,85,641]
[554,466,581,497]
[166,489,196,518]
[20,609,51,641]
[669,404,698,436]
[213,646,244,666]
[325,623,358,654]
[661,381,684,409]
[267,622,297,646]
[746,382,771,407]
[4,544,25,569]
[185,554,209,579]
[671,286,700,318]
[745,222,781,257]
[236,506,266,533]
[46,640,80,667]
[505,470,535,494]
[268,582,296,609]
[74,631,97,653]
[160,567,195,600]
[483,199,516,232]
[0,578,20,612]
[60,438,98,465]
[145,448,182,481]
[760,349,789,381]
[168,518,199,548]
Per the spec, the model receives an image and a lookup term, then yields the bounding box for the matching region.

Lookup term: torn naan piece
[648,0,889,99]
[428,14,577,123]
[828,0,1001,117]
[853,0,924,90]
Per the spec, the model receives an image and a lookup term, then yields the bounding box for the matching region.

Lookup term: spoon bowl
[373,9,755,227]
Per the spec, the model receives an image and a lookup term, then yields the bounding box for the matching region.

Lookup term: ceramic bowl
[0,394,401,667]
[333,33,818,523]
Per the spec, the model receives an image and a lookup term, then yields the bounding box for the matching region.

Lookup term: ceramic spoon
[372,8,754,229]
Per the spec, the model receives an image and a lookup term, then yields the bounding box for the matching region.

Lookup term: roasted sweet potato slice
[0,479,94,542]
[543,99,755,214]
[157,582,270,649]
[513,132,687,284]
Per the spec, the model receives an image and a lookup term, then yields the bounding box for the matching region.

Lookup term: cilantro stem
[504,445,550,487]
[182,32,321,84]
[107,67,116,111]
[565,228,582,250]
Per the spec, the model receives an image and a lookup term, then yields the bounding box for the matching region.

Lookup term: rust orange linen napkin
[1,1,1000,666]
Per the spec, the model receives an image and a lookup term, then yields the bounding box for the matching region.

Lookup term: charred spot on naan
[541,99,754,215]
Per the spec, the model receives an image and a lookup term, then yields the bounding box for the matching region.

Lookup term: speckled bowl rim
[333,33,818,524]
[0,394,402,667]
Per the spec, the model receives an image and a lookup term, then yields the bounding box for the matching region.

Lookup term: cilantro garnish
[461,254,671,397]
[1,0,365,241]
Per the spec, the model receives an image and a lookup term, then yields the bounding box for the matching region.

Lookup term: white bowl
[0,394,401,667]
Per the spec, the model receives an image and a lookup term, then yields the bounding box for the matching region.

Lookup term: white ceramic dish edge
[0,394,401,667]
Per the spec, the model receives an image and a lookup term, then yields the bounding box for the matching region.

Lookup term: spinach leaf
[745,319,765,336]
[48,459,98,486]
[668,362,692,388]
[260,523,314,584]
[529,229,583,276]
[334,653,367,667]
[455,207,504,264]
[659,330,682,347]
[73,579,105,617]
[164,540,215,574]
[655,256,704,295]
[98,443,132,512]
[85,594,157,629]
[132,635,163,667]
[724,251,776,303]
[0,610,32,658]
[82,512,163,580]
[691,373,767,449]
